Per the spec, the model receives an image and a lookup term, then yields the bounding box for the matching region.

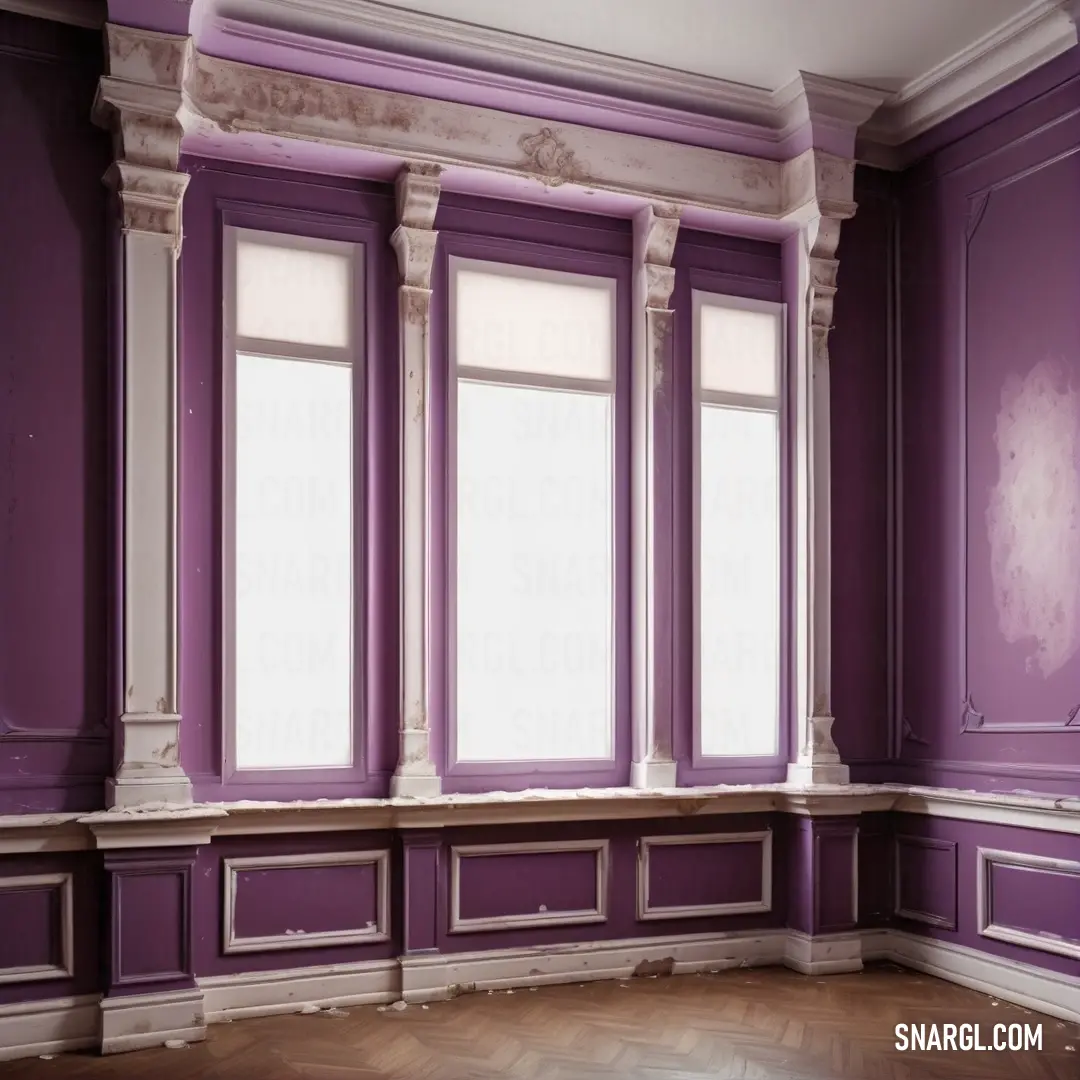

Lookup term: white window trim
[447,255,619,767]
[221,225,362,775]
[691,289,786,762]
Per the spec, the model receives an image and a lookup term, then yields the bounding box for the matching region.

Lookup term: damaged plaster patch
[986,357,1080,677]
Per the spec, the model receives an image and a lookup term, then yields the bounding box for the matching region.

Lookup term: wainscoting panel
[0,873,73,985]
[450,840,609,933]
[223,851,391,954]
[977,847,1080,961]
[637,831,772,920]
[894,834,958,929]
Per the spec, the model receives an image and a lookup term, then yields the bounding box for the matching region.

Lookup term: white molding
[199,959,400,1020]
[99,988,205,1055]
[0,813,90,854]
[2,930,1078,1059]
[399,929,789,1002]
[0,874,73,984]
[637,831,773,921]
[449,840,609,933]
[886,929,1080,1025]
[1,785,1077,847]
[0,0,104,28]
[390,163,442,799]
[630,204,680,791]
[0,995,99,1063]
[862,0,1078,150]
[891,786,1080,835]
[976,847,1080,961]
[222,850,391,953]
[785,929,864,974]
[80,808,225,850]
[213,0,1076,152]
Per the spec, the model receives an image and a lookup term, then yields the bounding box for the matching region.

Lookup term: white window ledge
[1,784,1079,852]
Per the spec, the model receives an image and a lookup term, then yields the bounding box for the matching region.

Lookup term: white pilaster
[787,207,848,787]
[94,25,194,807]
[631,204,681,789]
[390,164,442,798]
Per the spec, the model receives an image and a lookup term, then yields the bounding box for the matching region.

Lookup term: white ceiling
[368,0,1034,93]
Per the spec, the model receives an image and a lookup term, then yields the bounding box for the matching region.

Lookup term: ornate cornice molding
[198,0,1076,166]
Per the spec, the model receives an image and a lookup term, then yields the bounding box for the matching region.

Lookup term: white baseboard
[785,929,864,975]
[0,994,99,1062]
[399,929,789,1003]
[884,930,1080,1025]
[200,960,400,1021]
[2,929,1076,1061]
[99,988,206,1055]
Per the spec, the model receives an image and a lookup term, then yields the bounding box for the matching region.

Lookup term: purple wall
[0,12,112,814]
[896,49,1080,796]
[830,167,896,776]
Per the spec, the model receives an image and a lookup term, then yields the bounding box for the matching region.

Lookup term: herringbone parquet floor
[8,965,1079,1080]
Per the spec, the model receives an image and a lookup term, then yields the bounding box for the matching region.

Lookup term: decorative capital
[395,162,442,230]
[634,203,681,312]
[94,24,193,249]
[105,162,190,252]
[391,227,439,289]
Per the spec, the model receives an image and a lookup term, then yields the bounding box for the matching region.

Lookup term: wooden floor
[9,965,1078,1079]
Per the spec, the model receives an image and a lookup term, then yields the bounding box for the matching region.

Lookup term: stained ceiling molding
[228,0,1079,163]
[0,0,106,27]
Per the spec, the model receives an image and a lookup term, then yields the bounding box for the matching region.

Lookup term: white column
[631,204,681,788]
[390,163,442,798]
[787,210,849,786]
[95,26,194,807]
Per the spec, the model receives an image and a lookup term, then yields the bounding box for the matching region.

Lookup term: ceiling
[340,0,1034,94]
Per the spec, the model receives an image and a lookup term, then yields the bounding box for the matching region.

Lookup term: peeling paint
[986,357,1080,677]
[632,957,675,978]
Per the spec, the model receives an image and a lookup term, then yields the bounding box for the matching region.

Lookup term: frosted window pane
[456,381,613,762]
[235,353,353,769]
[236,240,351,348]
[699,405,779,757]
[700,303,778,397]
[456,270,612,380]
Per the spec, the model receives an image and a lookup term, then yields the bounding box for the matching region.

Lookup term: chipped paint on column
[787,153,855,786]
[391,164,443,798]
[95,24,195,806]
[987,358,1080,678]
[631,204,680,788]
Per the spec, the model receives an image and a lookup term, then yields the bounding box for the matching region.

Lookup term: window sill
[2,783,1079,852]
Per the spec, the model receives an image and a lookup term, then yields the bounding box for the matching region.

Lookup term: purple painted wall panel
[815,829,857,933]
[987,861,1080,944]
[0,884,62,971]
[893,814,1080,977]
[0,12,112,813]
[233,862,380,940]
[857,814,893,927]
[897,58,1080,796]
[647,839,764,911]
[437,815,785,953]
[829,167,894,769]
[457,849,599,921]
[115,872,187,981]
[193,832,398,977]
[0,852,101,1007]
[894,835,958,930]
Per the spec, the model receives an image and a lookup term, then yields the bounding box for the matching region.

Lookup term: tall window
[224,229,359,771]
[450,260,617,763]
[693,293,782,757]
